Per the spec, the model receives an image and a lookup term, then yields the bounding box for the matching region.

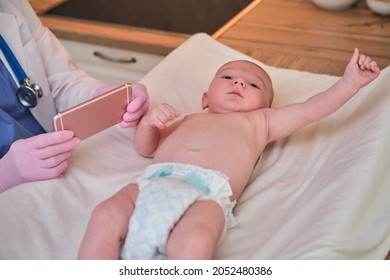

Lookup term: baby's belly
[153,132,248,163]
[153,145,257,200]
[153,145,218,167]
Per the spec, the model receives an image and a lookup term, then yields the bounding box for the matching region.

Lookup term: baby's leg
[165,200,225,259]
[78,183,139,259]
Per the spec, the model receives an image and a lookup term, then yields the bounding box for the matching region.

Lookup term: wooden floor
[215,0,390,76]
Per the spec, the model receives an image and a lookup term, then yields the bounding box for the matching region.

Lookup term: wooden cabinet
[60,39,164,84]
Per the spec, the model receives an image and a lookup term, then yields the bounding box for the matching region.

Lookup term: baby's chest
[179,115,264,147]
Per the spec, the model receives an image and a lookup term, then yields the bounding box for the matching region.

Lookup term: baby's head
[202,60,274,113]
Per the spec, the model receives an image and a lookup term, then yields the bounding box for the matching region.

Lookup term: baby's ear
[201,92,209,110]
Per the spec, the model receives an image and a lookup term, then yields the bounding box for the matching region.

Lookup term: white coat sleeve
[18,0,104,112]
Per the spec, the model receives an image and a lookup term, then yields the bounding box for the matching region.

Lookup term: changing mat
[0,33,389,259]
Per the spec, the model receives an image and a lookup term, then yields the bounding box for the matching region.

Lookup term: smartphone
[53,83,132,140]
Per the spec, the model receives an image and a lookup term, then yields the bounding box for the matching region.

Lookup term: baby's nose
[233,79,246,87]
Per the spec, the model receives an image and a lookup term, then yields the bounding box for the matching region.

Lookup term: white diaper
[121,162,237,260]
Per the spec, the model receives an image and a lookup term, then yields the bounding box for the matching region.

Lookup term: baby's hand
[343,48,380,90]
[147,103,181,129]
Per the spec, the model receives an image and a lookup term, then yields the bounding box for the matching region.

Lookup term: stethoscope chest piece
[17,78,43,108]
[0,34,43,108]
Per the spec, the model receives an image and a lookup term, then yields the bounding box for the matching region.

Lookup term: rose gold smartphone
[53,83,132,140]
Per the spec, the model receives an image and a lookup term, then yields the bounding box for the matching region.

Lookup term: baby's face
[202,60,274,113]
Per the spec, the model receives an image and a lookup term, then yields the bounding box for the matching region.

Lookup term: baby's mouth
[227,90,243,98]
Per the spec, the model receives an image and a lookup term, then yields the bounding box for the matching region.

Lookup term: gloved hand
[0,130,81,192]
[120,83,149,128]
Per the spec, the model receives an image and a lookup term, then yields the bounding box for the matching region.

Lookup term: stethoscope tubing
[0,35,28,83]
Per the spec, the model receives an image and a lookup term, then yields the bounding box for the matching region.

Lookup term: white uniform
[0,0,103,132]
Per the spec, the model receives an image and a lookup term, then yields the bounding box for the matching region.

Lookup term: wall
[47,0,253,34]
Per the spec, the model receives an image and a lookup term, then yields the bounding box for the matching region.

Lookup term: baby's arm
[134,103,181,157]
[265,48,380,143]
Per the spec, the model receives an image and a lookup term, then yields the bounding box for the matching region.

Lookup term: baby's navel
[186,148,201,153]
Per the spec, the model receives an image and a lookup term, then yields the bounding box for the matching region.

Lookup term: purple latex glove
[120,83,149,128]
[0,130,81,192]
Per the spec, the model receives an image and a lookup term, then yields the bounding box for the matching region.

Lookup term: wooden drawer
[60,39,164,84]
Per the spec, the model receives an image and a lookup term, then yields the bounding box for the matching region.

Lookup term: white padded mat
[0,33,389,259]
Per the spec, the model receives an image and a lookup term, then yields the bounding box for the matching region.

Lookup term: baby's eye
[221,75,232,80]
[249,83,260,89]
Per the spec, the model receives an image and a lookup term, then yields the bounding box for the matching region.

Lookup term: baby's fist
[148,103,181,129]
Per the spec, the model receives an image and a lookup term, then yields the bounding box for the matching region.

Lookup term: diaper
[121,163,237,260]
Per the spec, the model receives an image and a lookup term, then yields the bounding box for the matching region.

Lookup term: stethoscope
[0,35,42,108]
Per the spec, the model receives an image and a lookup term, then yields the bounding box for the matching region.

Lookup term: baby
[78,48,380,259]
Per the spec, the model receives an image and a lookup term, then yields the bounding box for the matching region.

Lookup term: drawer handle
[93,51,137,63]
